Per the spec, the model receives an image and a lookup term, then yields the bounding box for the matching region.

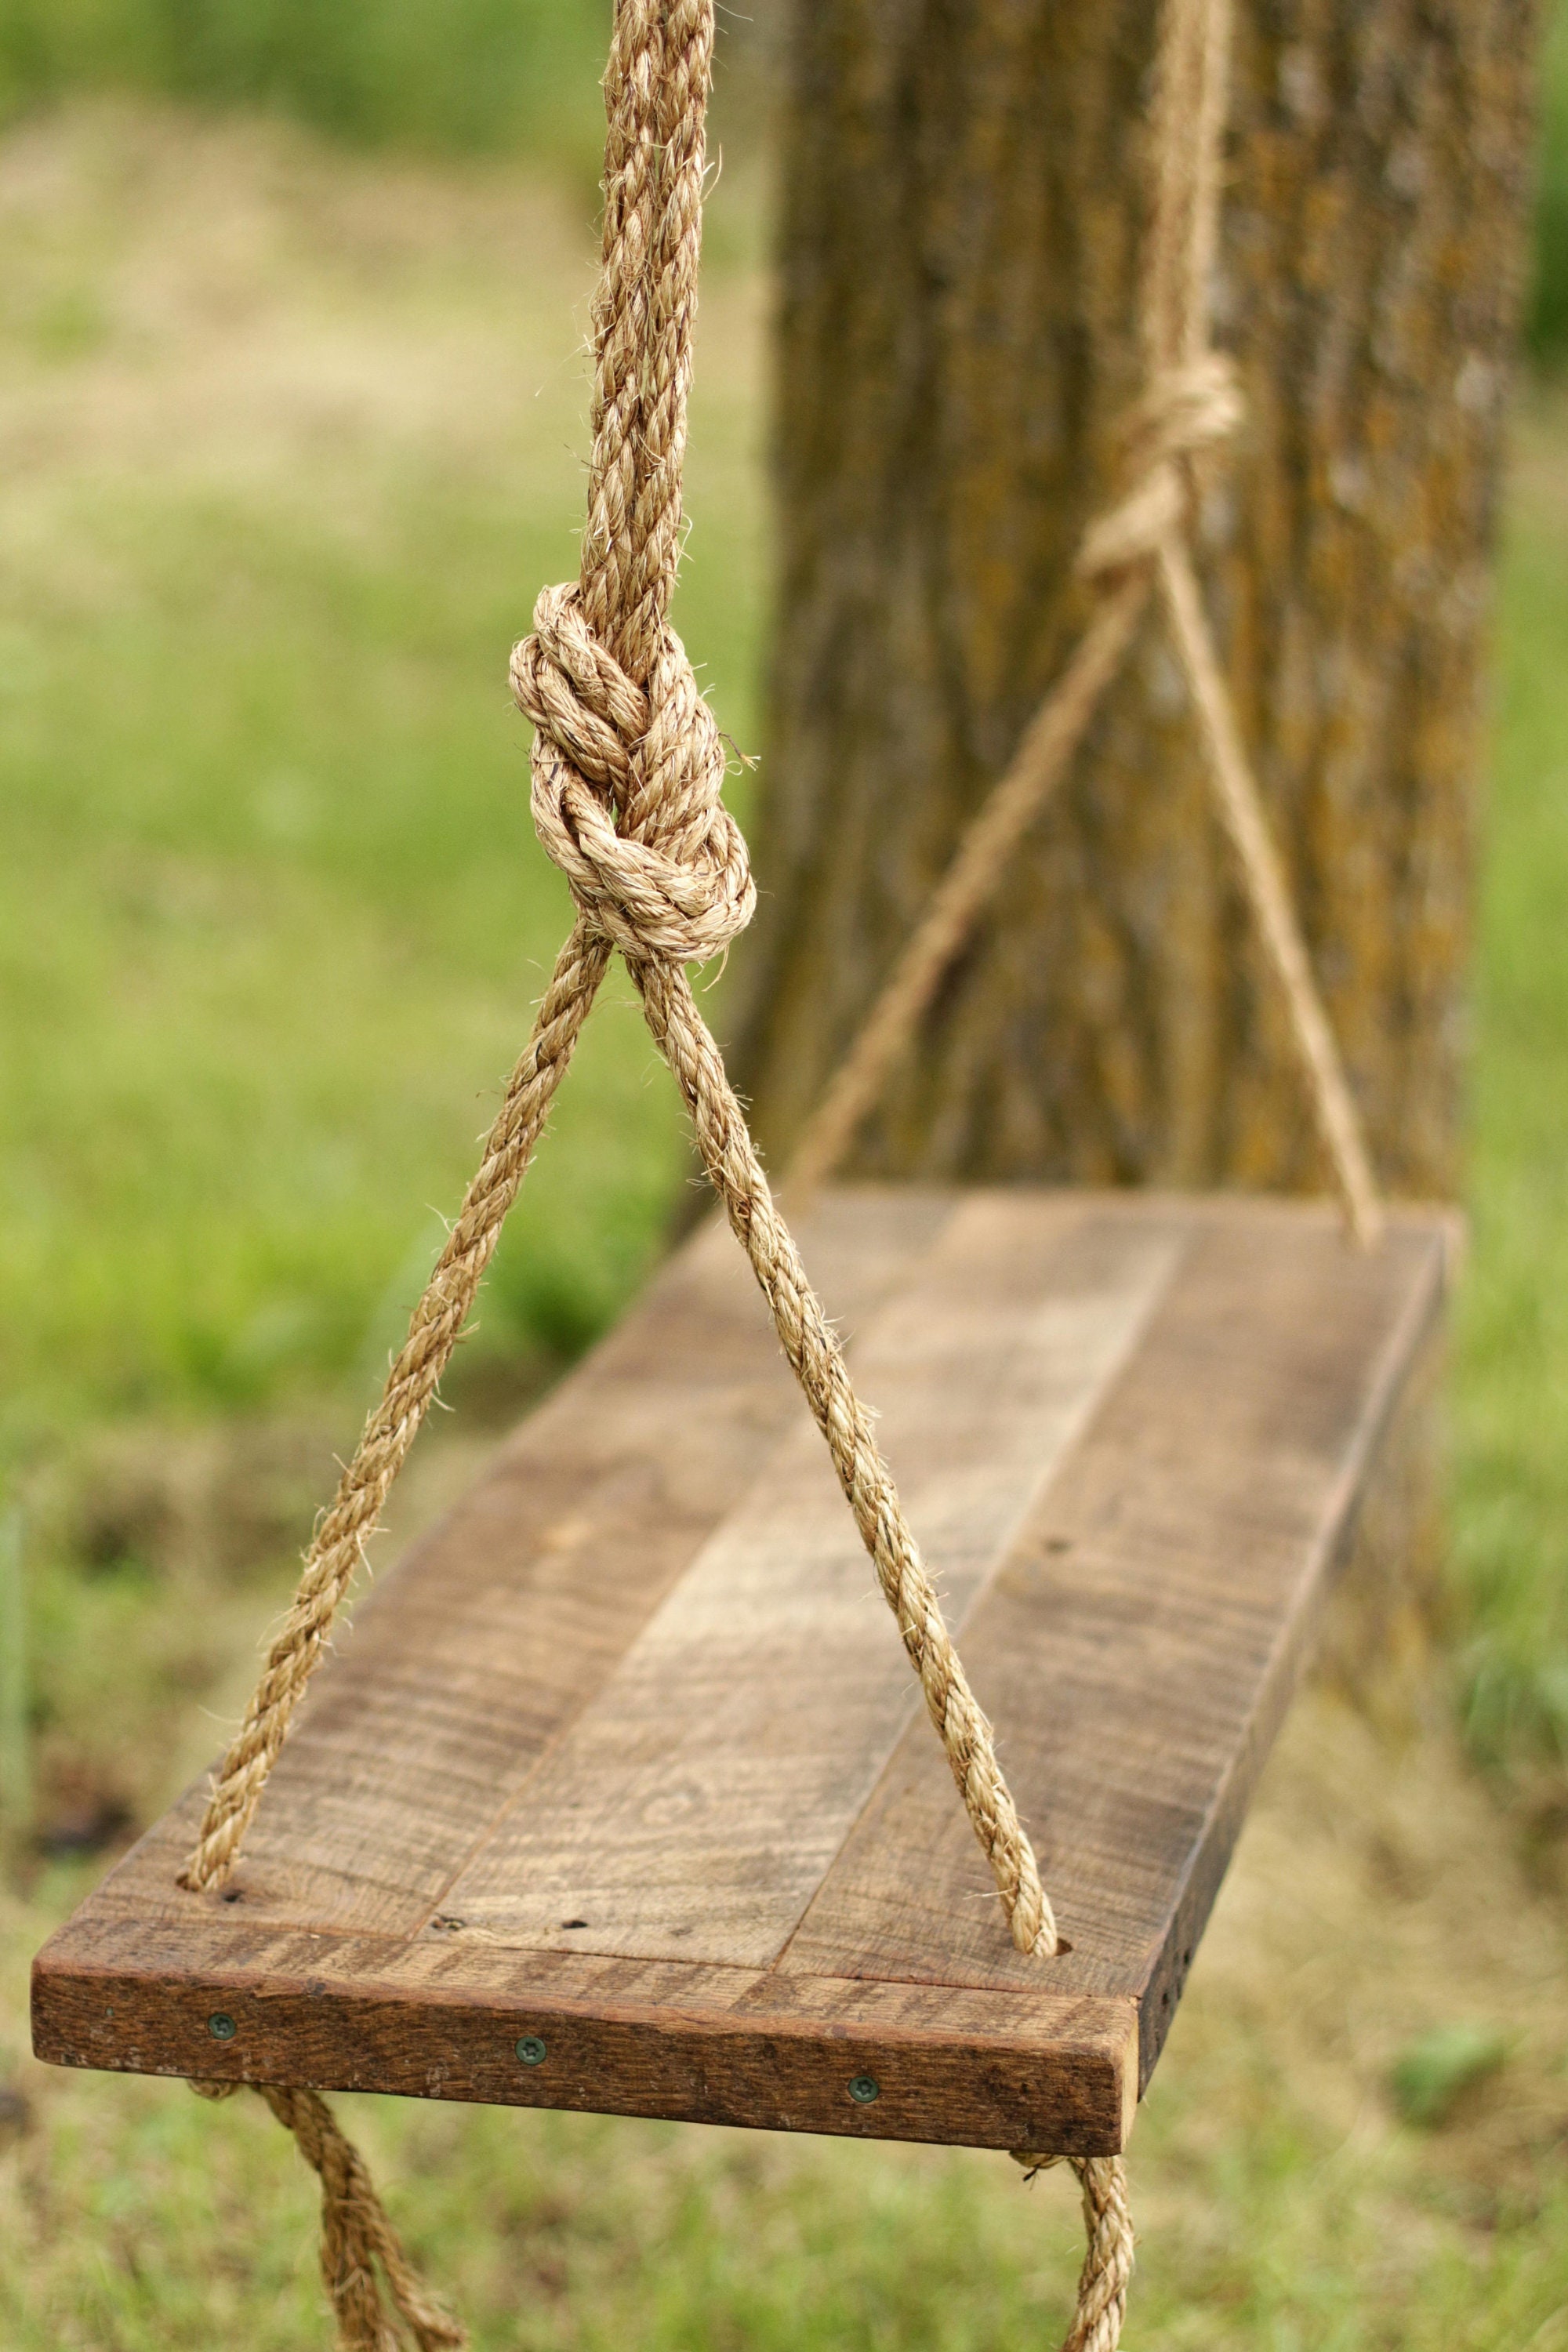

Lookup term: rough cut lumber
[33,1189,1452,2155]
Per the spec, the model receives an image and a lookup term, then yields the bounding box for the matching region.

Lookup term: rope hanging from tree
[786,0,1382,1250]
[173,0,1381,2340]
[182,0,1058,1963]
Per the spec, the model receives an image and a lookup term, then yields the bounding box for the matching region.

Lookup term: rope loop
[514,582,755,964]
[1077,350,1243,579]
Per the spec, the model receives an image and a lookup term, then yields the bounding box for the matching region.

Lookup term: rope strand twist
[190,2082,466,2350]
[1011,2152,1136,2352]
[1076,351,1243,579]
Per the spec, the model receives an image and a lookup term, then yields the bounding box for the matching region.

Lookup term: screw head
[848,2073,880,2104]
[516,2035,548,2067]
[207,2013,238,2042]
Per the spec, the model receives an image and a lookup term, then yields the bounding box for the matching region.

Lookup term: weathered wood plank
[776,1203,1451,2097]
[156,1190,953,1938]
[34,1907,1136,2151]
[31,1190,1450,2153]
[443,1197,1184,1965]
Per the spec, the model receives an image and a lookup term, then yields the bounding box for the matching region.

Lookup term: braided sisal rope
[1011,2152,1135,2352]
[190,2082,466,2350]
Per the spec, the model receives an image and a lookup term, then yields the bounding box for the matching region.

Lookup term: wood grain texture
[35,1907,1136,2152]
[777,1203,1450,2094]
[32,1189,1451,2152]
[136,1190,952,1940]
[444,1196,1182,1965]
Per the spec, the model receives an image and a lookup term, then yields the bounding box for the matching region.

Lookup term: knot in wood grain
[514,581,755,965]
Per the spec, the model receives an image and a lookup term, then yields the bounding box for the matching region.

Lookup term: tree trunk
[731,0,1537,1198]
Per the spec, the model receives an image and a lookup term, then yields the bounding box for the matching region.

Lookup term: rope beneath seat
[785,0,1382,1250]
[1011,2152,1136,2352]
[189,2082,466,2350]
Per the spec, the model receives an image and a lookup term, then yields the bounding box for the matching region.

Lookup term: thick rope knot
[512,582,755,965]
[1077,350,1243,579]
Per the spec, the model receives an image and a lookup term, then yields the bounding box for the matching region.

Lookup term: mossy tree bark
[731,0,1537,1197]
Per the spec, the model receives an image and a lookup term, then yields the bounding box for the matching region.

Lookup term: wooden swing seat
[33,1187,1450,2157]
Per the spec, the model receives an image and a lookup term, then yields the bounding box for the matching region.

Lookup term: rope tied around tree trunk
[785,0,1382,1250]
[169,0,1376,2339]
[1076,352,1243,579]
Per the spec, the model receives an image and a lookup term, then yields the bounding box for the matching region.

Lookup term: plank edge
[31,1941,1138,2154]
[1134,1219,1454,2088]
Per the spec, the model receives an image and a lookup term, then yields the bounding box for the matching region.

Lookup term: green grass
[0,465,709,1436]
[7,1751,1568,2352]
[0,0,613,171]
[0,118,765,1456]
[0,0,1563,358]
[0,96,770,1851]
[1450,399,1568,1784]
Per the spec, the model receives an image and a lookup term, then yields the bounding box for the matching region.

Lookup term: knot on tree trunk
[1077,353,1243,578]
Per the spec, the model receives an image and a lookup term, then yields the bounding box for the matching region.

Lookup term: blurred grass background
[0,2,1566,2345]
[0,0,613,174]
